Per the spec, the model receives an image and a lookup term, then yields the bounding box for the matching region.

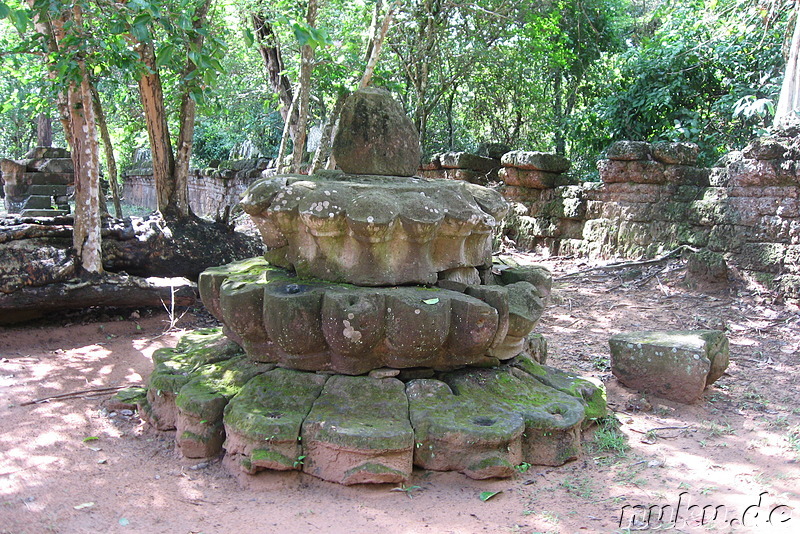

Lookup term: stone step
[28,184,69,196]
[26,158,73,174]
[19,208,70,217]
[22,195,56,210]
[25,172,73,185]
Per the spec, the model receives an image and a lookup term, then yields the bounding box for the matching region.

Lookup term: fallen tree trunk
[0,273,197,324]
[0,213,262,321]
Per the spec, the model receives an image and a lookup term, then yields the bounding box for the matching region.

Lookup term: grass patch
[591,415,629,455]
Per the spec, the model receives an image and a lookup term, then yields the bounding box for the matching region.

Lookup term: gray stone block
[609,330,729,403]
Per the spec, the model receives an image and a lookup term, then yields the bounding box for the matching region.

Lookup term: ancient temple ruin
[1,147,73,216]
[140,89,605,485]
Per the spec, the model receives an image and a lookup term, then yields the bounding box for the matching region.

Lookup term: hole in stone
[283,283,305,294]
[472,416,495,427]
[265,412,283,419]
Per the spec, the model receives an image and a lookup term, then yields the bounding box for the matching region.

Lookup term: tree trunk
[275,84,299,172]
[91,84,123,218]
[37,114,52,147]
[137,42,177,217]
[774,1,800,128]
[359,1,397,90]
[553,69,566,155]
[173,0,212,219]
[309,90,348,174]
[253,12,297,141]
[291,0,317,173]
[64,7,103,274]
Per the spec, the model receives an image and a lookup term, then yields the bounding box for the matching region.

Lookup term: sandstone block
[605,141,651,161]
[501,150,571,173]
[439,152,497,172]
[743,137,787,160]
[500,167,559,189]
[609,330,730,403]
[651,142,700,165]
[302,375,414,485]
[140,328,244,431]
[332,88,421,176]
[240,174,508,286]
[223,369,327,473]
[175,355,271,458]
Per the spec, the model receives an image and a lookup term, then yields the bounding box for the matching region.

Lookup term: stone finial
[332,88,421,176]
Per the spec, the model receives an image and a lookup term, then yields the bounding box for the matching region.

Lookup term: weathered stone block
[500,167,559,189]
[727,159,797,187]
[599,159,666,184]
[501,150,571,173]
[606,141,651,161]
[439,152,497,172]
[302,375,414,485]
[513,354,607,421]
[240,174,507,286]
[743,137,787,160]
[609,330,730,403]
[651,142,700,165]
[406,378,524,479]
[332,88,421,176]
[201,262,536,374]
[497,264,552,298]
[223,369,327,473]
[140,328,243,431]
[175,355,272,458]
[443,367,586,466]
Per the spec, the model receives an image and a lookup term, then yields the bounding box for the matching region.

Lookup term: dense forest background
[0,0,793,180]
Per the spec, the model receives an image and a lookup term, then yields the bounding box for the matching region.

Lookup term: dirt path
[1,257,798,533]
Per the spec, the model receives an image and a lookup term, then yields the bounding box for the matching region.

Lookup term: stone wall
[119,137,799,299]
[122,158,271,218]
[501,137,800,300]
[1,147,73,216]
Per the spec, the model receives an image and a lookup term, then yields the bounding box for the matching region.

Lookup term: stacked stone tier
[240,172,509,286]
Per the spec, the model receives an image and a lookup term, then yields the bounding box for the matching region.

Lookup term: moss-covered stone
[174,354,273,458]
[406,378,524,479]
[202,263,523,374]
[513,354,607,421]
[609,330,730,403]
[141,328,243,431]
[302,375,414,484]
[442,367,585,466]
[223,368,327,473]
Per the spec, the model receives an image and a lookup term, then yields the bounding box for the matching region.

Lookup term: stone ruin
[1,147,73,216]
[139,88,605,485]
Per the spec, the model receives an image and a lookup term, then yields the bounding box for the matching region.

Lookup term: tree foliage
[0,0,796,186]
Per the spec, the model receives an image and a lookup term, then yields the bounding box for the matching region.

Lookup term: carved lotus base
[240,172,509,286]
[198,258,545,375]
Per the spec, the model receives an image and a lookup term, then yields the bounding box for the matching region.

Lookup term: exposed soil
[1,255,798,534]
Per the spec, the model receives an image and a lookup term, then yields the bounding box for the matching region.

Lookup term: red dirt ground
[1,255,798,533]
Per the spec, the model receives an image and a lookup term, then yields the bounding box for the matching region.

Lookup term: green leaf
[73,502,95,510]
[243,27,255,47]
[82,436,100,442]
[132,12,152,27]
[0,3,11,19]
[131,22,150,42]
[156,44,175,68]
[9,8,29,33]
[119,518,130,526]
[479,491,501,502]
[422,298,439,305]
